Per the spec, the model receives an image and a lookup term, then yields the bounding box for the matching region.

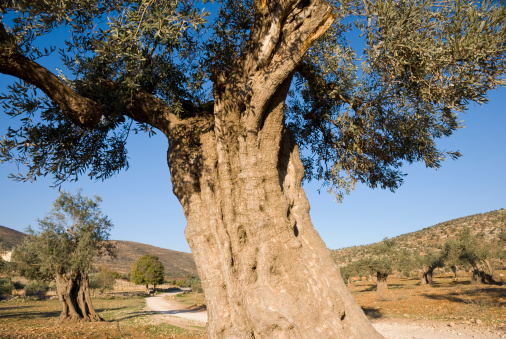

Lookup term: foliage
[453,227,491,268]
[397,249,417,276]
[24,280,49,298]
[0,1,504,201]
[174,275,203,293]
[0,278,14,296]
[363,237,398,276]
[130,254,164,289]
[333,209,506,268]
[90,266,117,292]
[12,189,114,282]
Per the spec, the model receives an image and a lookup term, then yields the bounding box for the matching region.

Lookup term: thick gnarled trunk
[167,86,381,338]
[55,272,102,323]
[165,1,382,337]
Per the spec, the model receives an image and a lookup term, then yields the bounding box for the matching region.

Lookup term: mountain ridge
[0,225,197,278]
[331,208,506,265]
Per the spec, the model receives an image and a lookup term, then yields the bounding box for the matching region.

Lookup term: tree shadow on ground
[387,283,410,290]
[110,310,157,322]
[157,304,207,315]
[421,287,506,306]
[361,307,383,319]
[0,305,34,311]
[0,309,60,319]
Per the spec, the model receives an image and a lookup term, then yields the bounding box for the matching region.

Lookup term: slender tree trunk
[55,272,102,323]
[451,265,457,280]
[376,273,389,295]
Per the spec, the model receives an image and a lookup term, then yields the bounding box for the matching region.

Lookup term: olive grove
[1,0,505,337]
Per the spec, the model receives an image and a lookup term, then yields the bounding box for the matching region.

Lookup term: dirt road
[145,292,505,338]
[144,290,207,330]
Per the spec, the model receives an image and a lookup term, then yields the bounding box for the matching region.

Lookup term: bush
[24,281,49,298]
[12,280,25,290]
[0,279,14,297]
[89,274,100,290]
[175,275,203,293]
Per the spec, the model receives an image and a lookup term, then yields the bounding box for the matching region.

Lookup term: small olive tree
[453,227,496,284]
[13,190,114,322]
[418,250,445,285]
[363,238,398,294]
[130,254,164,292]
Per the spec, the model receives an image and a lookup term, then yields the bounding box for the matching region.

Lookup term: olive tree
[363,237,398,294]
[12,190,114,322]
[1,0,506,336]
[418,250,445,285]
[453,227,497,284]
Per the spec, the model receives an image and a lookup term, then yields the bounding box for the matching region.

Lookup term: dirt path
[144,290,207,331]
[145,292,505,338]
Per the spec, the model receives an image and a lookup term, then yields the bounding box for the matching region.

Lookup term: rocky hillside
[0,225,197,278]
[94,240,197,277]
[332,208,506,265]
[0,225,27,251]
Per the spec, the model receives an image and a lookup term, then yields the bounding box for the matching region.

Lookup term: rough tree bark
[471,260,496,285]
[55,272,102,323]
[450,265,458,280]
[166,2,383,336]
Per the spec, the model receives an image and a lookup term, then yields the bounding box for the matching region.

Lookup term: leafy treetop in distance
[130,254,165,288]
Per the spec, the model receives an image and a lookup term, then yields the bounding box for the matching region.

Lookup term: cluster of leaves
[89,266,120,293]
[288,0,506,200]
[341,224,506,285]
[0,81,130,185]
[12,189,114,282]
[341,237,402,283]
[0,0,209,185]
[130,254,164,289]
[1,0,506,201]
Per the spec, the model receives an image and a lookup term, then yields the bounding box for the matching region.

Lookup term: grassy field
[0,296,205,338]
[1,274,504,338]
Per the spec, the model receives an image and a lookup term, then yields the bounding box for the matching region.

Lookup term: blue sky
[1,9,505,254]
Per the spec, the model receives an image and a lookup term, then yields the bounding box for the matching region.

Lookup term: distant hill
[331,208,506,265]
[0,225,27,251]
[0,225,197,278]
[94,240,197,277]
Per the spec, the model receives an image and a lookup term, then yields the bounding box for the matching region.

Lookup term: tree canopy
[1,0,504,200]
[13,189,114,282]
[130,254,165,289]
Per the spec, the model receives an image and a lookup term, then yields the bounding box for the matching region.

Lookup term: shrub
[24,281,49,298]
[12,280,25,290]
[0,279,14,297]
[175,275,203,293]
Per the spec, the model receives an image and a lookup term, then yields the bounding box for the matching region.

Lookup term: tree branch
[0,22,102,128]
[243,0,336,129]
